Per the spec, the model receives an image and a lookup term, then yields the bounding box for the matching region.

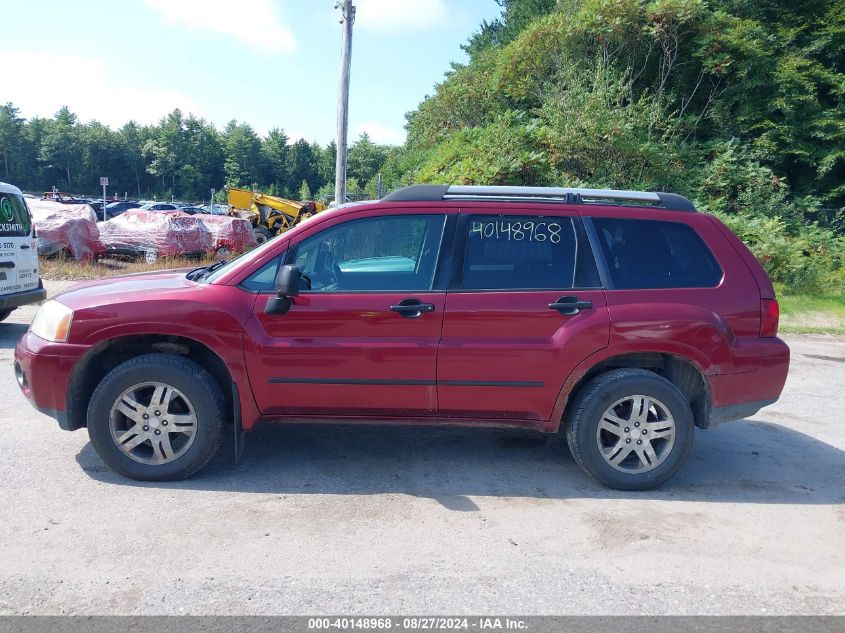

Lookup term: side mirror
[265,265,301,315]
[275,264,301,297]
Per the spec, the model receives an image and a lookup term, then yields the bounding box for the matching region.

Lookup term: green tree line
[2,0,843,291]
[0,104,394,202]
[381,0,845,292]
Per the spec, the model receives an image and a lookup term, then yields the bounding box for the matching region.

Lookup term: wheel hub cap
[108,382,198,465]
[595,395,676,474]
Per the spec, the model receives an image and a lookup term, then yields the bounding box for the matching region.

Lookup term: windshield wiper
[186,259,228,281]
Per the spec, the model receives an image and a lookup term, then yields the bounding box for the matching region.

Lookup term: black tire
[0,309,13,322]
[87,353,225,481]
[253,226,273,244]
[565,368,694,490]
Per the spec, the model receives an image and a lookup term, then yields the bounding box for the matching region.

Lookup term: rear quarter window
[591,217,722,289]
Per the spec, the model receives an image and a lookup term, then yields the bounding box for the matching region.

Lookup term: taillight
[760,298,779,337]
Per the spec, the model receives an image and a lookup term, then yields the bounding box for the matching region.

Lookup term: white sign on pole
[100,177,108,221]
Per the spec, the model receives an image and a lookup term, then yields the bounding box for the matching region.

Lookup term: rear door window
[0,193,32,237]
[591,217,722,289]
[460,215,599,290]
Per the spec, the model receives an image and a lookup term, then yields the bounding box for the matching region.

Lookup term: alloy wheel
[595,395,676,473]
[108,382,198,465]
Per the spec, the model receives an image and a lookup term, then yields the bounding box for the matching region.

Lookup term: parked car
[0,182,45,321]
[138,203,180,212]
[104,201,141,219]
[41,192,83,204]
[28,199,105,261]
[97,209,212,261]
[15,185,789,489]
[198,214,258,256]
[200,204,228,216]
[178,206,205,215]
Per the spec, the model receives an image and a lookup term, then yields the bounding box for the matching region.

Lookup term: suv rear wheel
[565,369,694,490]
[87,353,225,481]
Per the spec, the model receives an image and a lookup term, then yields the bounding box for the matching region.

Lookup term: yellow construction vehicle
[227,187,328,244]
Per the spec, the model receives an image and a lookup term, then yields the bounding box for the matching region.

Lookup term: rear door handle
[549,296,592,315]
[390,298,435,318]
[20,244,30,250]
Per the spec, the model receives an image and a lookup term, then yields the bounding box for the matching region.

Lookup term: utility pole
[334,0,355,206]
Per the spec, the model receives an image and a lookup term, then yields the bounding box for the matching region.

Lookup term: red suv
[14,186,790,490]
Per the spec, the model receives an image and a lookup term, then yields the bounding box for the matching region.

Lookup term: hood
[55,268,199,311]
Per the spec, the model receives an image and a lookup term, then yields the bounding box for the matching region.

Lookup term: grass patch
[40,254,218,281]
[777,293,845,335]
[778,294,845,314]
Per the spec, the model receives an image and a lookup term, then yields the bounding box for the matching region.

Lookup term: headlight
[30,300,74,342]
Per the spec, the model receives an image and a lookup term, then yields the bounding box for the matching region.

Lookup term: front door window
[293,214,446,292]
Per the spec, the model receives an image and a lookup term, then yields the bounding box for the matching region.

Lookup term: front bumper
[14,331,90,431]
[0,283,46,311]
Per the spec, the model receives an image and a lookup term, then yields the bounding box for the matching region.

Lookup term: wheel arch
[66,334,236,431]
[551,350,711,432]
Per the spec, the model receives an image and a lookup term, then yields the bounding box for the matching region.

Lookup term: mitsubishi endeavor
[14,185,790,490]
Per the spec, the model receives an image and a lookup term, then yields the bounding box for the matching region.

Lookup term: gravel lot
[1,281,843,615]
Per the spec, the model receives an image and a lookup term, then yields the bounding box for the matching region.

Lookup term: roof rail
[381,184,696,212]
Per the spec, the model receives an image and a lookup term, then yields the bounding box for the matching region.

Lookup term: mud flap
[232,382,245,464]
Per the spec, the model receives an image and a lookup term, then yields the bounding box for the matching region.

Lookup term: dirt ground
[0,280,843,615]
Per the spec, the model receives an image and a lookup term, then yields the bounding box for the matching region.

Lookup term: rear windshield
[0,193,32,237]
[591,217,722,289]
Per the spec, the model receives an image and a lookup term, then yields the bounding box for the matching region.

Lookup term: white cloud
[354,121,405,145]
[0,51,203,128]
[355,0,448,32]
[144,0,296,53]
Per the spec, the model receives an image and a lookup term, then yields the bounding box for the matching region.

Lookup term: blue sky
[0,0,500,145]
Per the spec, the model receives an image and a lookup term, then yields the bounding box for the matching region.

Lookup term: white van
[0,182,45,321]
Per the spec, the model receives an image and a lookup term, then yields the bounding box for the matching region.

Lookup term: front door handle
[20,244,30,250]
[549,296,593,315]
[390,298,435,318]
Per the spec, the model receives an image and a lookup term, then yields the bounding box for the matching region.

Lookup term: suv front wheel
[87,353,225,481]
[565,369,694,490]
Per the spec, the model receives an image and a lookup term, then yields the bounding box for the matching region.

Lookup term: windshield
[0,192,32,237]
[200,201,365,284]
[202,231,287,283]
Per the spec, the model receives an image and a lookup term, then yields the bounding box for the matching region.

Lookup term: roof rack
[381,185,696,212]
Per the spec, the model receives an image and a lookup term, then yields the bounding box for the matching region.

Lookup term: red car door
[243,210,450,418]
[437,210,610,429]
